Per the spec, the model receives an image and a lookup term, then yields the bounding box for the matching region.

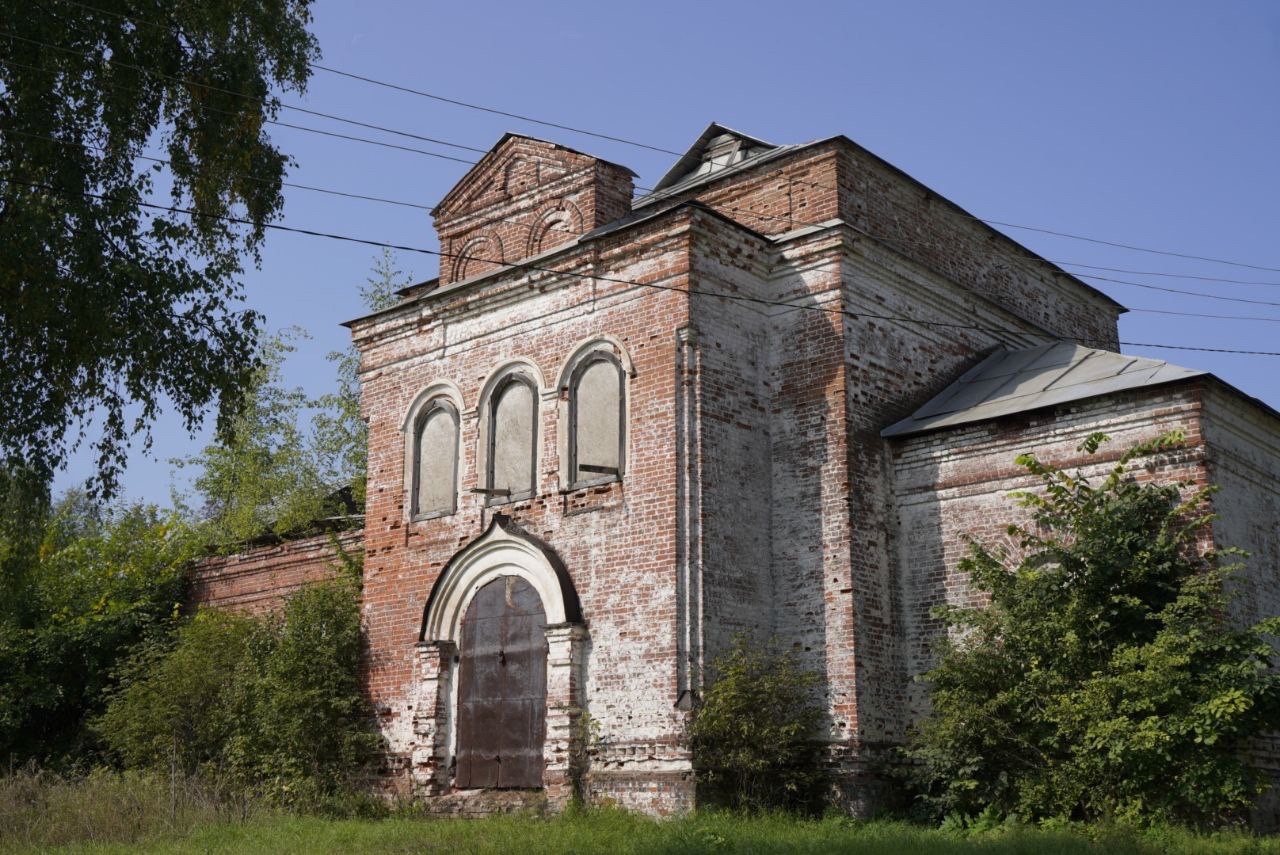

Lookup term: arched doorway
[455,576,547,789]
[412,514,586,803]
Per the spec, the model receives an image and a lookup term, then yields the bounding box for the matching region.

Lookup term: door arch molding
[419,513,582,644]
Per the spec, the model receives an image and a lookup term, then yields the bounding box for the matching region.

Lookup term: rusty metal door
[455,576,547,789]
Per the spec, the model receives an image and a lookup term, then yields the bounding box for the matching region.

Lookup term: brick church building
[191,123,1280,817]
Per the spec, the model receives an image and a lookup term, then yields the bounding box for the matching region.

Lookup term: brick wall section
[1199,383,1280,829]
[889,386,1210,725]
[832,142,1121,349]
[890,382,1280,824]
[432,136,634,286]
[196,125,1280,820]
[187,529,362,614]
[685,215,776,663]
[647,140,1121,350]
[351,207,703,810]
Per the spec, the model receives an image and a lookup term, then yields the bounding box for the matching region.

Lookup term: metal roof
[881,342,1206,438]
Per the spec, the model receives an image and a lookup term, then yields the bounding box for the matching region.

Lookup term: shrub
[95,609,253,775]
[0,486,191,768]
[689,637,827,813]
[908,431,1280,827]
[97,575,382,810]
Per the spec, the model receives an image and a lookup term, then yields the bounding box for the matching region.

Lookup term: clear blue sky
[57,0,1280,503]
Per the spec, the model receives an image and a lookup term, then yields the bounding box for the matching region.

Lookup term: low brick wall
[187,529,363,614]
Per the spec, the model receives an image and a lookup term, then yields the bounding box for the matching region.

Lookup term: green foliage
[0,479,192,767]
[0,0,319,494]
[689,637,828,813]
[97,575,382,809]
[312,249,407,507]
[174,331,349,549]
[10,797,1280,855]
[179,251,406,548]
[908,431,1280,827]
[93,610,255,775]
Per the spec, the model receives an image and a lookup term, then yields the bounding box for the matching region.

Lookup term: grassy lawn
[10,810,1280,855]
[5,772,1279,854]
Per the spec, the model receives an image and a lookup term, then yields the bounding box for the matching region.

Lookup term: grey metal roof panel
[881,342,1207,438]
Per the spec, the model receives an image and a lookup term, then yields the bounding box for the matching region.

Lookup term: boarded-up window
[571,355,623,485]
[488,377,536,500]
[413,402,458,516]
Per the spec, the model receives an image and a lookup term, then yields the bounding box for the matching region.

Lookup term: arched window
[412,400,459,518]
[569,353,624,487]
[486,375,537,502]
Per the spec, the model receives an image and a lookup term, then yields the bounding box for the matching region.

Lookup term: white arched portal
[411,515,586,803]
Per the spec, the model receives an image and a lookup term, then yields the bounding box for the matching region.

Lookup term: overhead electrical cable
[13,17,1280,278]
[5,175,1279,357]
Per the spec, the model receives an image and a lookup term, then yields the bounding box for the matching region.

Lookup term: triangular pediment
[649,122,778,195]
[434,134,629,220]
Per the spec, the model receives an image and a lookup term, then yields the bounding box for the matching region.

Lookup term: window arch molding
[475,359,546,505]
[555,337,633,490]
[402,381,465,520]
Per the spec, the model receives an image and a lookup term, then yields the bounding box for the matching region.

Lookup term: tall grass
[0,767,258,850]
[3,770,1279,854]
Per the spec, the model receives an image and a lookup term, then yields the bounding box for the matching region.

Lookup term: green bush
[0,480,191,767]
[907,431,1280,827]
[689,637,828,813]
[97,575,383,810]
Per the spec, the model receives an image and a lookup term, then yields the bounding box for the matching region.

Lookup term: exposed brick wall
[1199,383,1280,829]
[348,125,1147,814]
[647,140,1121,350]
[351,206,700,812]
[187,529,362,614]
[889,386,1209,725]
[433,136,634,286]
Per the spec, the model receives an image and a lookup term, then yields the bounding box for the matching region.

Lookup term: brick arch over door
[419,513,581,644]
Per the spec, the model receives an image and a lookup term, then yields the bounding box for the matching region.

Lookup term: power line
[1128,307,1280,324]
[1052,261,1280,288]
[14,5,493,157]
[12,13,1280,296]
[6,174,1280,358]
[309,65,682,158]
[15,15,1280,280]
[982,219,1280,275]
[0,50,480,166]
[13,118,1279,318]
[6,127,590,239]
[6,126,437,210]
[1069,274,1280,309]
[20,8,1280,276]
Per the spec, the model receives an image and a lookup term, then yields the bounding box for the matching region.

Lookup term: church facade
[193,123,1280,818]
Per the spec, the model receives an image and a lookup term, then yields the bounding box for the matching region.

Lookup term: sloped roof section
[881,342,1206,438]
[637,122,804,205]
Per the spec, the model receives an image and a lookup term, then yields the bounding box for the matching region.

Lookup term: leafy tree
[91,609,254,776]
[312,249,406,506]
[179,252,405,548]
[174,331,342,549]
[0,488,192,766]
[98,573,381,809]
[908,431,1280,827]
[690,637,828,813]
[0,0,318,494]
